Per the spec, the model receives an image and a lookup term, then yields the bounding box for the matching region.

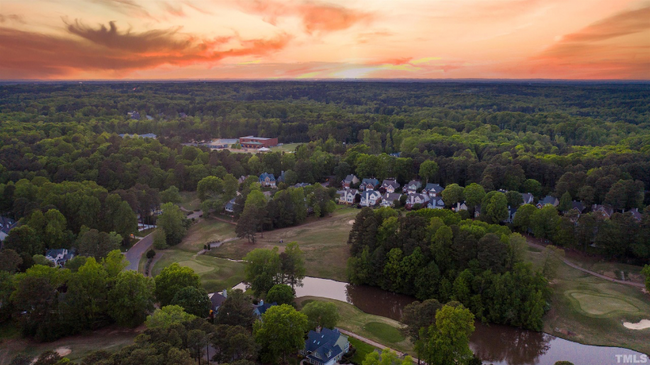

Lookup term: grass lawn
[177,219,237,253]
[151,247,246,293]
[180,191,201,211]
[209,208,358,282]
[296,297,413,355]
[0,325,141,365]
[348,337,377,365]
[527,247,650,355]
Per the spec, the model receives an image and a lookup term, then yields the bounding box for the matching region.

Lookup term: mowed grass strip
[348,337,377,365]
[177,219,237,252]
[210,208,358,282]
[565,290,642,317]
[296,297,413,355]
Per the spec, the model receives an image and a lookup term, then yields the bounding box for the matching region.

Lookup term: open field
[0,324,141,365]
[176,218,237,252]
[152,248,246,293]
[527,248,650,355]
[296,297,413,355]
[180,191,201,211]
[348,337,377,365]
[208,207,358,281]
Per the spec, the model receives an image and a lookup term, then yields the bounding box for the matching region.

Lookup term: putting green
[177,260,213,274]
[566,290,641,317]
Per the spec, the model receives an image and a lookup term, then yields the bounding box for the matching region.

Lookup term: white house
[45,249,74,267]
[339,189,359,205]
[360,190,381,207]
[405,180,422,194]
[405,193,430,209]
[452,201,469,212]
[521,193,535,205]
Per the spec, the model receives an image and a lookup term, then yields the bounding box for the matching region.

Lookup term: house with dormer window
[259,172,277,188]
[380,179,400,193]
[380,193,402,207]
[405,193,429,209]
[422,183,444,198]
[302,328,350,365]
[427,197,445,209]
[405,180,422,194]
[341,175,359,189]
[338,189,359,205]
[360,178,379,191]
[360,190,381,207]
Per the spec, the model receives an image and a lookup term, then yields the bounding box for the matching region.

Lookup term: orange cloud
[87,0,156,20]
[0,14,25,24]
[0,21,291,78]
[161,2,186,17]
[532,5,650,79]
[238,0,374,34]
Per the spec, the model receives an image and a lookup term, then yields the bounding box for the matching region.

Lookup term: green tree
[463,183,485,214]
[301,301,340,329]
[160,186,182,204]
[265,284,295,306]
[400,299,442,343]
[513,204,536,232]
[558,192,572,212]
[171,286,211,318]
[279,242,306,288]
[530,205,559,239]
[243,248,281,297]
[214,289,256,328]
[113,202,138,243]
[441,184,464,208]
[145,305,196,329]
[541,245,565,280]
[211,324,258,363]
[641,265,650,292]
[157,202,188,246]
[254,304,308,364]
[505,191,524,208]
[154,263,201,306]
[4,226,43,256]
[484,192,509,223]
[523,179,542,197]
[0,249,22,273]
[153,228,168,249]
[108,270,156,327]
[419,304,475,365]
[419,160,439,184]
[362,349,412,365]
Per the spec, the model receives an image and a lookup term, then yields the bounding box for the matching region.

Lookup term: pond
[234,277,646,365]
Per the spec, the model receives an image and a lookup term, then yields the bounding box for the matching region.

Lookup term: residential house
[45,249,74,267]
[423,183,444,198]
[380,179,400,193]
[341,175,359,189]
[536,195,559,209]
[259,172,277,188]
[339,189,358,205]
[592,204,614,219]
[253,300,277,318]
[238,175,248,184]
[360,178,379,191]
[208,290,228,314]
[504,206,518,223]
[452,201,469,212]
[360,190,381,207]
[277,171,286,183]
[380,193,402,207]
[302,328,350,365]
[224,198,237,214]
[571,201,586,214]
[427,196,445,209]
[127,111,140,120]
[405,180,422,194]
[294,183,310,188]
[521,193,535,205]
[628,208,643,222]
[405,193,430,209]
[0,216,17,242]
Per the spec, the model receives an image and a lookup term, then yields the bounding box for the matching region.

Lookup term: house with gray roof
[380,179,400,193]
[405,193,429,209]
[341,174,359,189]
[0,216,17,242]
[427,196,445,209]
[380,193,402,207]
[423,183,444,198]
[360,190,381,207]
[405,180,422,194]
[302,328,350,365]
[521,193,535,205]
[339,189,358,205]
[45,249,74,267]
[536,195,559,209]
[360,178,379,191]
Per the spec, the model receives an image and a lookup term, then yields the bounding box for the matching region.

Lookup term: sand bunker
[348,220,355,225]
[623,319,650,330]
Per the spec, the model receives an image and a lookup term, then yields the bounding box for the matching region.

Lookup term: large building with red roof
[239,136,279,149]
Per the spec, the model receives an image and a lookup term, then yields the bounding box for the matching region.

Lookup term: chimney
[316,326,321,333]
[222,289,227,298]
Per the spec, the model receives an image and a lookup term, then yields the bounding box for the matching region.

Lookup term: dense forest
[1,82,649,350]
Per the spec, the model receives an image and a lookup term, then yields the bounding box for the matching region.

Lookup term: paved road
[525,237,645,288]
[187,210,203,219]
[124,232,155,271]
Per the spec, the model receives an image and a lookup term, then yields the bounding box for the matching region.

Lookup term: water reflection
[233,277,646,365]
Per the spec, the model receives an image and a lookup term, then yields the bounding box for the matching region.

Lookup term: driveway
[124,232,155,271]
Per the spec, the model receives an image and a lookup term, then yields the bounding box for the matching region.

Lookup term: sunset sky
[0,0,648,80]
